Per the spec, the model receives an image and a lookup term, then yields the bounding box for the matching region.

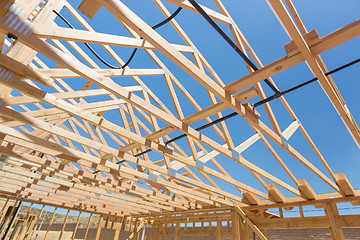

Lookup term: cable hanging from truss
[53,7,182,69]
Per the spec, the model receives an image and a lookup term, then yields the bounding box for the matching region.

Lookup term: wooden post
[120,216,126,231]
[29,205,45,240]
[9,219,22,240]
[23,215,37,240]
[43,207,58,240]
[16,203,33,240]
[150,224,155,240]
[232,211,240,240]
[113,229,120,240]
[156,224,161,240]
[94,215,103,240]
[234,207,267,240]
[0,198,9,224]
[324,203,345,240]
[83,213,93,240]
[71,211,82,240]
[112,217,121,240]
[131,219,138,240]
[161,224,169,240]
[299,205,304,218]
[217,220,222,240]
[138,222,146,240]
[58,209,70,240]
[246,224,253,240]
[0,200,19,238]
[174,222,179,240]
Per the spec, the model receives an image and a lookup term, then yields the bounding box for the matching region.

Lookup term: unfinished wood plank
[94,215,103,240]
[334,173,355,196]
[224,19,360,94]
[324,203,345,240]
[78,0,102,19]
[0,0,356,230]
[58,209,70,240]
[266,184,286,203]
[43,207,57,240]
[298,179,317,200]
[31,24,194,53]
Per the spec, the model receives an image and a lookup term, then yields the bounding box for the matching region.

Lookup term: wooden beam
[28,205,45,240]
[0,53,53,87]
[31,24,194,53]
[266,0,360,148]
[334,173,355,196]
[282,120,300,140]
[266,184,286,203]
[242,191,360,211]
[224,19,360,94]
[38,68,165,78]
[78,0,102,19]
[0,0,356,224]
[0,1,15,18]
[298,179,317,200]
[0,122,243,206]
[243,192,261,205]
[284,29,320,57]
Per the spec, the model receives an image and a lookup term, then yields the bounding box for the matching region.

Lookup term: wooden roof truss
[0,0,359,236]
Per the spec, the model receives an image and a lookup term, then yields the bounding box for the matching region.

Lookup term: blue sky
[39,0,360,216]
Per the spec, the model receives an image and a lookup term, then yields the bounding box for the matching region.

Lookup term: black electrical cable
[53,10,120,69]
[122,7,182,69]
[152,7,183,29]
[116,159,127,165]
[254,57,360,108]
[53,8,182,69]
[164,111,238,146]
[132,57,360,158]
[187,0,280,94]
